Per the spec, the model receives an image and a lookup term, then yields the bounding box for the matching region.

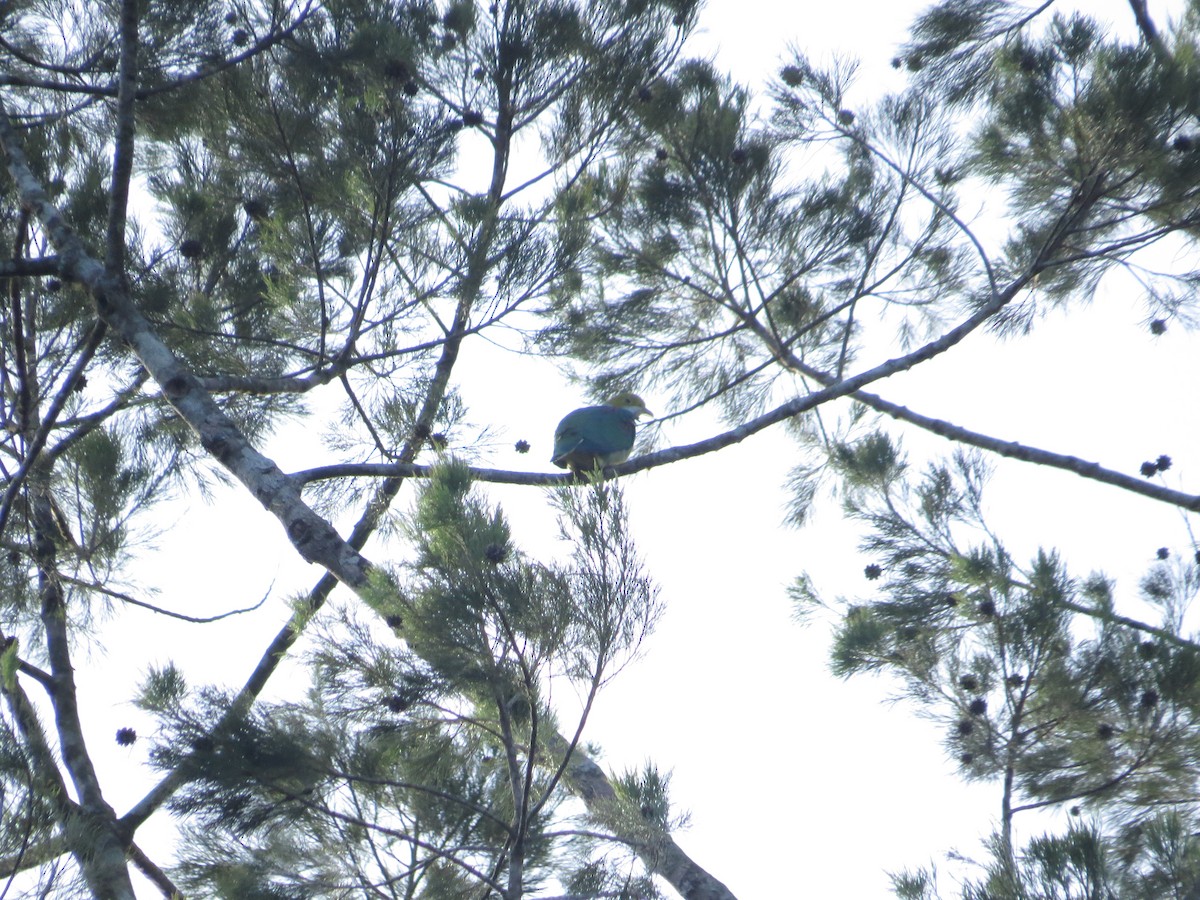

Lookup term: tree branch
[0,6,316,102]
[548,730,735,900]
[829,383,1200,512]
[0,101,372,589]
[1128,0,1172,62]
[0,256,59,277]
[0,319,106,544]
[127,841,183,899]
[34,477,135,898]
[60,574,272,623]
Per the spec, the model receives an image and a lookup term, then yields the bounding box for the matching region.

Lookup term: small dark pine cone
[1140,689,1160,708]
[1150,318,1167,335]
[514,439,530,453]
[959,674,979,692]
[863,564,882,580]
[1157,547,1170,560]
[977,598,996,617]
[242,198,270,220]
[1097,723,1114,740]
[384,59,410,81]
[968,698,987,716]
[1140,460,1159,478]
[780,65,804,86]
[956,719,974,736]
[116,727,137,746]
[1157,454,1172,471]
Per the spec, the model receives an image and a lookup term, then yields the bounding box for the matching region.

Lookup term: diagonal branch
[1128,0,1171,63]
[127,842,183,899]
[0,101,372,589]
[801,376,1200,512]
[0,320,105,547]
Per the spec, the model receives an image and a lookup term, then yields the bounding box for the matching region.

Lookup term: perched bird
[551,392,652,475]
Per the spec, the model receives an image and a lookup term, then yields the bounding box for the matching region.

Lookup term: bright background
[68,1,1199,896]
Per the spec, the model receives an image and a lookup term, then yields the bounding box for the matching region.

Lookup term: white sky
[52,0,1200,897]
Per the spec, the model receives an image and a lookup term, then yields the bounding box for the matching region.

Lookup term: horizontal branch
[292,460,567,486]
[0,256,59,277]
[291,286,1039,487]
[61,575,271,623]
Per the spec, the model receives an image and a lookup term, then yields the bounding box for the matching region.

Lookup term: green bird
[551,392,653,474]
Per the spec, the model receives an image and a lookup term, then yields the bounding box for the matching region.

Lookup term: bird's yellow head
[603,392,653,419]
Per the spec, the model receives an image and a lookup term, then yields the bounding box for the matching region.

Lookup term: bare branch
[60,575,272,623]
[127,842,183,900]
[825,381,1200,512]
[0,257,59,277]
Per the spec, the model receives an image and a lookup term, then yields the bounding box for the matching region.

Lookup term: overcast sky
[69,1,1200,897]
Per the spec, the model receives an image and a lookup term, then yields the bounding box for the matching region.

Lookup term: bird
[551,392,653,475]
